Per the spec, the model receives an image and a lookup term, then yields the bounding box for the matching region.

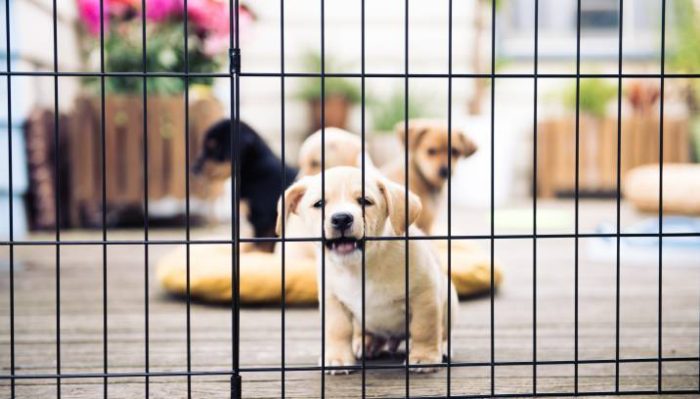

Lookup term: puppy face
[193,119,259,183]
[298,128,365,177]
[276,167,421,263]
[397,119,477,189]
[193,120,234,182]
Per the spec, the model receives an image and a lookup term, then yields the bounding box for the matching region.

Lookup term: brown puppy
[383,119,477,234]
[277,167,458,374]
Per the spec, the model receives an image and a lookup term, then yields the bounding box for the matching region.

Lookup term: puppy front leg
[408,291,443,373]
[323,294,356,375]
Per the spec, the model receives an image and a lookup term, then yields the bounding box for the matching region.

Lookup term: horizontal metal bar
[1,356,697,380]
[1,70,700,79]
[1,231,698,247]
[240,72,700,79]
[419,390,700,399]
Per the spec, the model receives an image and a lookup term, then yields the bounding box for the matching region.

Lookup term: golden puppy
[280,128,377,260]
[276,167,458,374]
[298,127,376,177]
[383,119,477,234]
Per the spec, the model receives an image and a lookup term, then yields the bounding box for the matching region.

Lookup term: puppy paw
[407,351,442,373]
[322,351,356,375]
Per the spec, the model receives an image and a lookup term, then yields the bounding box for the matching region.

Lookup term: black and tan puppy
[193,119,298,251]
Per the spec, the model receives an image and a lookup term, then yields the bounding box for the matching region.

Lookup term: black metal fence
[2,0,700,398]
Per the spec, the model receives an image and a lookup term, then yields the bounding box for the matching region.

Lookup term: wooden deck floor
[1,201,699,398]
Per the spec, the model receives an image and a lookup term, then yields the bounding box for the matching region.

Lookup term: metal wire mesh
[2,0,700,398]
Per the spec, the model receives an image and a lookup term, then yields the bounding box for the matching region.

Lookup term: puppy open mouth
[325,236,364,255]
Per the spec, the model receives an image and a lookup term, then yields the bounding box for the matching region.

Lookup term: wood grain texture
[1,202,698,398]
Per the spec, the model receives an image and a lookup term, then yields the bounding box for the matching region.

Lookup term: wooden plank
[1,204,698,397]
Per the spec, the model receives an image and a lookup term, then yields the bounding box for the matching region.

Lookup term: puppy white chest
[330,269,407,337]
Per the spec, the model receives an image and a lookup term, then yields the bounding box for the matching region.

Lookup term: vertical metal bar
[320,0,326,391]
[229,0,242,392]
[228,0,235,379]
[614,0,624,392]
[140,0,150,396]
[182,1,192,397]
[574,0,582,394]
[53,0,62,397]
[658,0,667,392]
[446,0,453,396]
[360,0,367,395]
[4,0,15,396]
[403,0,410,395]
[279,0,287,395]
[532,0,539,394]
[97,0,108,394]
[489,0,496,395]
[98,0,108,391]
[234,4,242,386]
[278,0,288,394]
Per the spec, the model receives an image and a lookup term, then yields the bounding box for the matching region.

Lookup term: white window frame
[498,0,659,61]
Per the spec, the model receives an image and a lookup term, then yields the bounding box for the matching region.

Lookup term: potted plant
[72,0,255,226]
[367,88,433,167]
[296,51,361,132]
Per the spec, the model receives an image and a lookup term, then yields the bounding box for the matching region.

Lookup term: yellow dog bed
[157,241,503,304]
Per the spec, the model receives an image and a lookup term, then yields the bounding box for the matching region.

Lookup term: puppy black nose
[439,166,450,178]
[331,213,353,230]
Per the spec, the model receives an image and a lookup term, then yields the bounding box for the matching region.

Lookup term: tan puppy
[276,167,458,374]
[298,127,376,177]
[383,119,477,234]
[280,128,377,260]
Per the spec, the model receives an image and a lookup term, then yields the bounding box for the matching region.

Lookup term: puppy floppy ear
[377,179,422,235]
[456,131,478,158]
[275,181,307,236]
[395,121,429,150]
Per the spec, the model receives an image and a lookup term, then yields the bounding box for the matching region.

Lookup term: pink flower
[145,0,183,22]
[187,0,228,32]
[77,0,142,35]
[77,0,108,35]
[110,0,138,16]
[190,2,255,56]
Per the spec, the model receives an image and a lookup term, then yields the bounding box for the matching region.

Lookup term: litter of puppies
[157,119,503,372]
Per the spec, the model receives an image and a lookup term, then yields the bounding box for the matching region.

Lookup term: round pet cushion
[157,241,503,304]
[623,164,700,215]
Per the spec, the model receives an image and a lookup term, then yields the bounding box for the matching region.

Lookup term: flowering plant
[77,0,254,93]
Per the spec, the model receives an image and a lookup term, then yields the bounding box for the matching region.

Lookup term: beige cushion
[623,164,700,215]
[157,240,503,304]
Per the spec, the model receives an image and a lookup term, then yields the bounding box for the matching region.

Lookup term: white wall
[14,0,82,112]
[217,0,483,162]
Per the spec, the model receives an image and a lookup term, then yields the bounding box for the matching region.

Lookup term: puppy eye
[427,148,438,156]
[357,197,373,206]
[312,199,325,208]
[310,160,320,168]
[451,148,460,157]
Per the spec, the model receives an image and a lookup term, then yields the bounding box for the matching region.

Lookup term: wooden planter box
[537,114,690,198]
[67,94,223,226]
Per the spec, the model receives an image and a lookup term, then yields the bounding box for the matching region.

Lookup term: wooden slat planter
[67,94,223,227]
[537,115,690,198]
